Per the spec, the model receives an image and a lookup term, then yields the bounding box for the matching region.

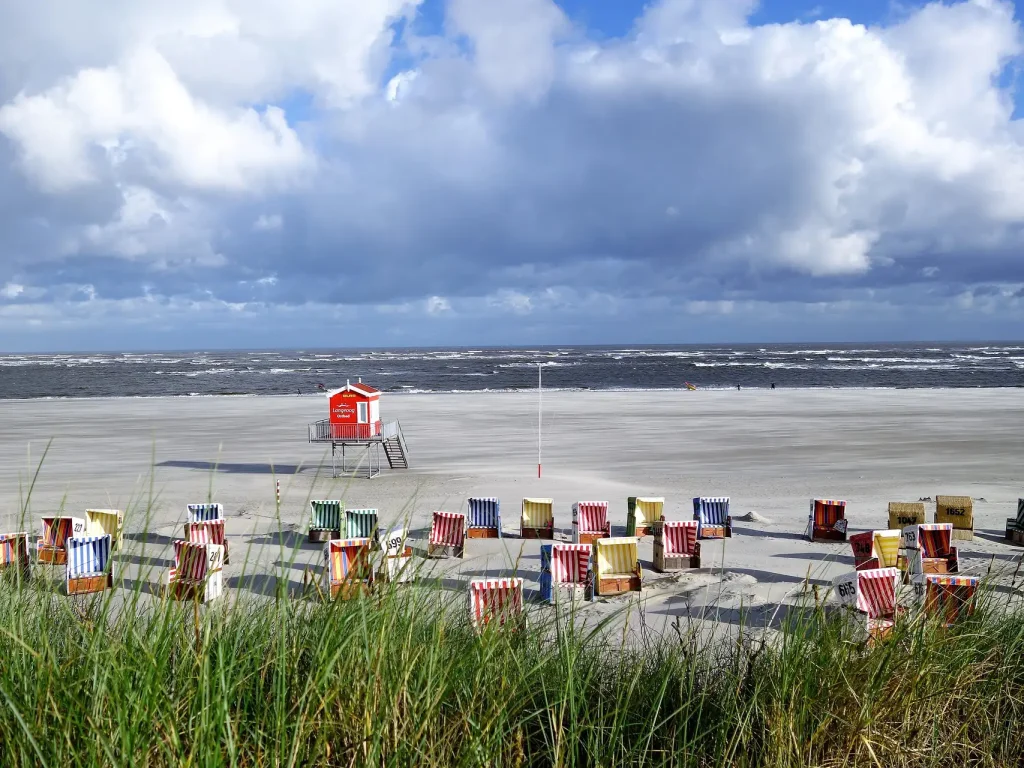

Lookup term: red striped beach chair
[653,520,700,572]
[832,567,901,641]
[850,530,904,572]
[65,534,114,595]
[693,497,732,539]
[165,540,225,602]
[428,511,466,558]
[86,509,124,551]
[626,497,663,538]
[468,577,525,632]
[323,538,374,599]
[539,543,592,604]
[38,516,86,565]
[521,498,554,539]
[185,518,229,564]
[901,523,958,576]
[0,532,31,579]
[913,574,979,627]
[594,537,642,596]
[376,527,415,584]
[808,499,848,542]
[572,501,610,545]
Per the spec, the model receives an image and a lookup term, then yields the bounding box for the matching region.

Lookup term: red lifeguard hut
[308,379,408,478]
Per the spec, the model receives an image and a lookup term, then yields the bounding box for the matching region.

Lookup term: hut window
[357,402,368,423]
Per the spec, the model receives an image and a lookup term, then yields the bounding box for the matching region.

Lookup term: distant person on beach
[771,382,776,390]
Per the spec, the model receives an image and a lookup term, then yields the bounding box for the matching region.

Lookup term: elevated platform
[308,420,409,478]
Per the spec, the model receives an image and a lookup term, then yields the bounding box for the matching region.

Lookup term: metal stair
[383,421,410,469]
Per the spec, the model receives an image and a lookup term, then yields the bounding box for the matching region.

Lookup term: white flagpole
[538,362,542,478]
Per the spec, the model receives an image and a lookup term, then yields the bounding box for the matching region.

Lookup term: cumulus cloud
[0,0,1023,347]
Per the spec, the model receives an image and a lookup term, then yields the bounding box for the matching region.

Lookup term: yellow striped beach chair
[626,497,663,538]
[594,537,641,596]
[521,498,554,539]
[86,509,124,551]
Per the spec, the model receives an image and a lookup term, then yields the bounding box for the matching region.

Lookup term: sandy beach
[2,389,1021,634]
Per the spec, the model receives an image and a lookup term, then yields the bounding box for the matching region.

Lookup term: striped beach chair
[86,509,124,551]
[187,503,224,523]
[888,501,926,530]
[572,501,610,545]
[539,543,592,604]
[626,497,663,538]
[849,531,877,570]
[428,511,466,558]
[308,500,343,543]
[376,527,415,584]
[832,567,900,641]
[693,497,732,539]
[808,499,848,542]
[345,508,379,540]
[467,497,502,538]
[165,540,225,602]
[653,520,700,572]
[902,523,959,576]
[323,538,374,599]
[0,533,31,579]
[468,577,524,632]
[913,574,979,627]
[38,516,86,565]
[935,495,973,541]
[65,534,114,595]
[185,518,230,564]
[1006,499,1024,544]
[521,498,554,539]
[594,537,642,596]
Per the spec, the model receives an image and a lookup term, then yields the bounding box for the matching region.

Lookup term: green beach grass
[2,456,1024,766]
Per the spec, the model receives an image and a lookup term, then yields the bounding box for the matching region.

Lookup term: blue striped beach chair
[65,534,113,595]
[0,532,31,579]
[345,509,379,540]
[467,497,502,538]
[309,500,343,543]
[693,497,732,539]
[186,503,224,523]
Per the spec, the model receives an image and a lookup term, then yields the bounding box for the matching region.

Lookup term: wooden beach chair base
[37,545,66,565]
[1008,527,1024,545]
[810,526,848,543]
[596,574,641,596]
[653,538,701,572]
[950,529,973,542]
[427,543,464,559]
[67,572,113,596]
[308,528,339,544]
[699,525,731,539]
[520,526,554,540]
[466,527,500,539]
[920,557,958,575]
[576,532,604,545]
[329,580,371,600]
[633,524,654,539]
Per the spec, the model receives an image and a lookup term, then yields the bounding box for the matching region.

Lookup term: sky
[1,0,1023,351]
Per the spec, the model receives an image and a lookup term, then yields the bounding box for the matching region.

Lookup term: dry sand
[1,389,1022,636]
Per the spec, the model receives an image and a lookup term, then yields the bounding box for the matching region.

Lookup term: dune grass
[1,554,1023,767]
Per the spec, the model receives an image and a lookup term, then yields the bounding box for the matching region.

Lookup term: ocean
[0,343,1021,399]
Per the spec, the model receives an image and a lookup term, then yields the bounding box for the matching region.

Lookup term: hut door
[357,402,369,424]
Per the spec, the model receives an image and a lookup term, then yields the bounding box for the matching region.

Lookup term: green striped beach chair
[345,509,379,540]
[309,500,343,543]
